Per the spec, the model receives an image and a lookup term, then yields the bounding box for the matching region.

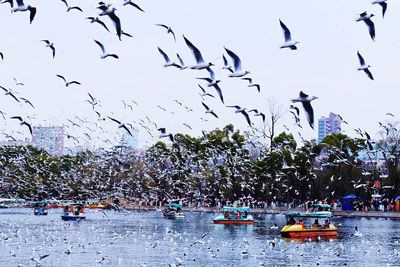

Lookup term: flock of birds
[0,0,394,151]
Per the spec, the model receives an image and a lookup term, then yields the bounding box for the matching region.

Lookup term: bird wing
[95,19,110,32]
[213,84,224,104]
[8,92,20,102]
[279,19,292,42]
[107,116,121,125]
[10,116,23,121]
[70,6,83,12]
[157,47,170,63]
[176,54,185,67]
[29,7,36,24]
[198,84,206,93]
[357,51,365,66]
[157,128,166,134]
[206,67,215,80]
[302,101,315,129]
[201,102,210,111]
[88,93,95,102]
[183,36,204,64]
[380,2,387,18]
[224,47,242,72]
[121,125,133,137]
[241,110,252,126]
[22,122,33,134]
[41,40,50,45]
[108,12,122,39]
[69,81,81,85]
[56,75,66,83]
[61,0,68,8]
[16,0,24,7]
[197,78,212,83]
[51,46,56,58]
[94,40,106,54]
[364,19,375,40]
[222,54,228,67]
[128,2,145,12]
[210,111,219,119]
[364,69,374,80]
[155,24,168,29]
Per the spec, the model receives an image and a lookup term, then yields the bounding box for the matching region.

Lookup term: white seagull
[10,116,32,134]
[94,40,119,59]
[108,116,133,137]
[157,128,174,142]
[176,54,187,70]
[372,0,388,18]
[41,40,56,58]
[279,19,299,50]
[157,47,180,68]
[357,51,374,80]
[56,74,81,87]
[201,102,218,118]
[97,3,121,40]
[155,24,176,42]
[183,35,213,70]
[197,68,224,104]
[86,17,110,32]
[291,91,318,129]
[356,12,375,41]
[198,84,214,99]
[241,77,260,93]
[11,0,37,24]
[224,47,250,78]
[61,0,83,12]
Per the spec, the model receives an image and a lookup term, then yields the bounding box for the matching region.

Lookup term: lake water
[0,209,399,266]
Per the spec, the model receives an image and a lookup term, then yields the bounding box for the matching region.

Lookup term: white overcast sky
[0,0,399,149]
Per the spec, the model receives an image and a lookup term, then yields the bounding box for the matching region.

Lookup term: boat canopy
[166,203,183,208]
[285,211,333,218]
[223,206,251,213]
[310,204,331,210]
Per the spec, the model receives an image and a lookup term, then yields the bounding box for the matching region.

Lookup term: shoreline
[121,205,400,219]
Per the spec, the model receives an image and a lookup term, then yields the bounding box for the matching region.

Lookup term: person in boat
[74,206,80,216]
[244,211,248,218]
[323,219,330,228]
[288,217,296,225]
[296,219,304,227]
[64,205,69,215]
[78,205,84,214]
[236,211,241,219]
[312,219,321,228]
[224,211,229,219]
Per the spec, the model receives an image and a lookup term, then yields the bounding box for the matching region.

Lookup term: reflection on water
[0,209,399,266]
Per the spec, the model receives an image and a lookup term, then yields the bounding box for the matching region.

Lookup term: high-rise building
[317,113,342,143]
[31,126,65,157]
[120,129,139,149]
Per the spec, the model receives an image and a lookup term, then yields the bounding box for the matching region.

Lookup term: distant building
[317,113,342,143]
[120,129,139,149]
[31,126,64,157]
[0,138,31,147]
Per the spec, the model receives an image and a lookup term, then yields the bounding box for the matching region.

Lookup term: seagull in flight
[61,0,83,12]
[241,77,260,92]
[201,102,218,118]
[198,84,214,99]
[157,47,180,68]
[0,86,19,103]
[157,128,174,142]
[155,24,176,42]
[98,3,122,40]
[56,74,81,87]
[41,40,56,58]
[94,40,119,59]
[279,19,299,50]
[291,91,318,129]
[357,51,374,80]
[248,109,265,123]
[227,106,253,126]
[356,12,375,41]
[86,17,110,32]
[108,116,133,137]
[10,116,32,134]
[13,78,24,86]
[372,0,388,18]
[197,68,224,104]
[224,47,250,78]
[123,0,145,12]
[183,35,213,70]
[10,0,37,24]
[20,97,34,108]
